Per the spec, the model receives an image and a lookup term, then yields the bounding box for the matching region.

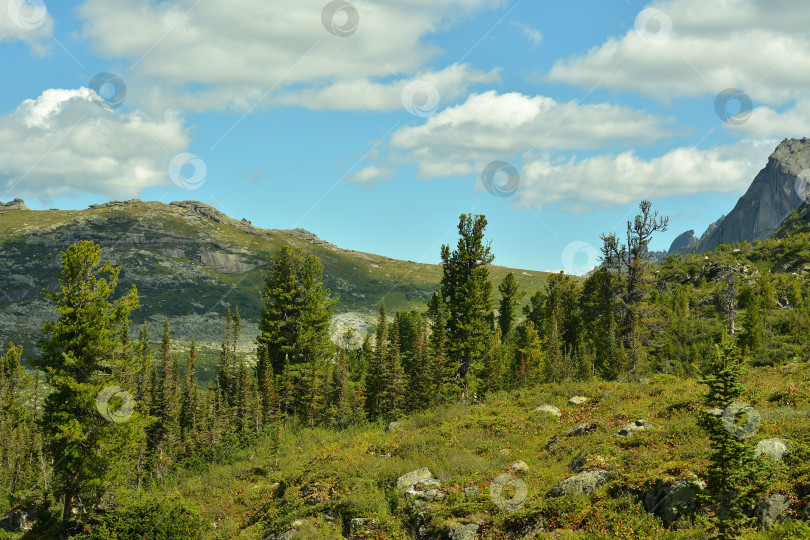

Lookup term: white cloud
[511,20,542,46]
[547,0,810,105]
[0,88,189,203]
[370,90,678,182]
[0,0,53,54]
[274,63,499,112]
[733,100,810,139]
[514,139,774,212]
[78,0,506,112]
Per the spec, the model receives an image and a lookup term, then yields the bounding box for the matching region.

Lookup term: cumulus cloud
[77,0,506,112]
[0,88,189,203]
[514,139,774,212]
[0,0,53,53]
[547,0,810,105]
[355,90,678,183]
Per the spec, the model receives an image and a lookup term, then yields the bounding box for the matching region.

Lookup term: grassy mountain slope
[0,199,561,359]
[127,360,810,539]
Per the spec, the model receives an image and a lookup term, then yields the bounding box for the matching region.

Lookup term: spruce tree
[364,303,388,420]
[36,240,145,522]
[697,341,770,539]
[439,214,495,393]
[147,317,180,479]
[179,339,199,453]
[379,321,406,422]
[497,272,523,340]
[427,293,458,404]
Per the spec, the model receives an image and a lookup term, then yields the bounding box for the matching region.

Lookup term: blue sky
[1,0,809,273]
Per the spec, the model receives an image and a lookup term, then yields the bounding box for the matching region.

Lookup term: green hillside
[0,199,561,357]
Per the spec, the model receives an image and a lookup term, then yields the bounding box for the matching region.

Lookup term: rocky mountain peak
[676,137,810,255]
[0,198,28,210]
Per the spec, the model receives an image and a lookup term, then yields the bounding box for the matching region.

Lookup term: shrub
[74,500,205,540]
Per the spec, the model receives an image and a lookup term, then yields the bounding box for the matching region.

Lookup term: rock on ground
[643,479,705,526]
[756,493,790,528]
[615,420,652,437]
[755,438,790,461]
[566,422,597,437]
[509,460,529,474]
[534,404,562,417]
[397,467,434,489]
[448,522,480,540]
[549,469,610,498]
[568,396,588,405]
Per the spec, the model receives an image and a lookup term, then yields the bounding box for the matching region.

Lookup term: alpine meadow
[1,1,810,539]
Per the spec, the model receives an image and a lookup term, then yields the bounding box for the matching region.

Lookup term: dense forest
[1,201,810,538]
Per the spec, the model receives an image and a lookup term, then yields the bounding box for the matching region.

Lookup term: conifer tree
[147,317,180,479]
[0,342,36,497]
[426,293,458,404]
[697,341,770,539]
[36,240,145,522]
[439,214,495,392]
[257,246,336,376]
[379,321,406,422]
[406,319,431,410]
[179,339,199,452]
[497,272,524,340]
[364,302,387,420]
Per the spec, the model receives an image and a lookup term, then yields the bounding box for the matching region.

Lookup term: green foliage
[35,240,148,522]
[439,214,495,392]
[697,341,772,539]
[73,500,204,539]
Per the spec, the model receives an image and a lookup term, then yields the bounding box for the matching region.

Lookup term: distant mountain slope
[674,137,810,255]
[0,199,558,356]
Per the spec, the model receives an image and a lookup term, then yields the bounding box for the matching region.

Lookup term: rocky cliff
[676,137,810,255]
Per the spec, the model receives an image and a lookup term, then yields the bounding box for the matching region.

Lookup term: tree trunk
[62,491,74,522]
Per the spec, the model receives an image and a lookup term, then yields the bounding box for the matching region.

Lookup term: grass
[93,357,810,539]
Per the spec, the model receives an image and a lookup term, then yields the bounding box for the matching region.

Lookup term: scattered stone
[643,479,705,526]
[350,517,373,535]
[385,421,402,432]
[534,404,562,417]
[404,479,444,507]
[448,522,480,540]
[549,469,610,498]
[570,454,609,473]
[566,422,597,437]
[756,493,790,528]
[705,408,723,416]
[397,467,434,489]
[616,420,652,437]
[755,438,790,461]
[0,508,34,532]
[545,435,560,451]
[568,396,588,405]
[499,448,511,456]
[509,460,529,474]
[463,486,479,499]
